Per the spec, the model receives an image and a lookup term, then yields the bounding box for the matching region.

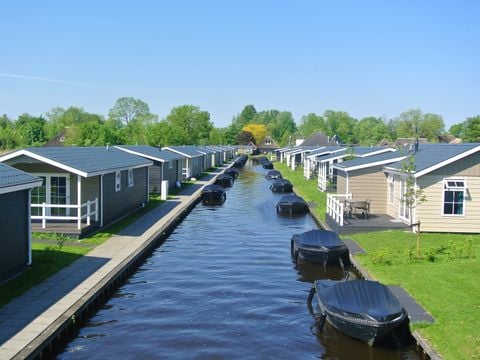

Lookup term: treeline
[1,98,479,151]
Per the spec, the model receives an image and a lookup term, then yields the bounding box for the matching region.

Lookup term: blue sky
[1,0,479,129]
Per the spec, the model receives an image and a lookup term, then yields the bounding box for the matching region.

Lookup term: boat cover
[278,194,306,204]
[316,280,404,322]
[294,230,345,249]
[266,170,282,177]
[202,184,226,193]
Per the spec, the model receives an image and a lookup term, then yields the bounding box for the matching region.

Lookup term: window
[128,169,134,187]
[443,179,466,216]
[115,171,121,192]
[168,161,173,170]
[399,178,409,220]
[388,175,395,204]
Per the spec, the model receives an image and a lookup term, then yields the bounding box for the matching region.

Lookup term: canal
[57,160,421,359]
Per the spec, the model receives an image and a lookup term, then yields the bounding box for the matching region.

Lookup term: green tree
[108,97,152,125]
[355,117,389,145]
[401,155,427,258]
[235,131,255,145]
[15,114,47,146]
[236,105,257,129]
[268,111,296,141]
[394,109,445,141]
[462,115,480,142]
[209,127,226,145]
[323,110,357,144]
[449,123,464,138]
[164,105,213,145]
[298,113,325,138]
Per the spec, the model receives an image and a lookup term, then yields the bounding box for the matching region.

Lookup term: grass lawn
[274,162,327,221]
[0,187,186,306]
[273,163,480,359]
[350,231,480,360]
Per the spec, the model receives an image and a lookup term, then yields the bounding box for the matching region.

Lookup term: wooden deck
[325,212,410,235]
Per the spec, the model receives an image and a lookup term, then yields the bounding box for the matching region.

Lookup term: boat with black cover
[265,170,282,180]
[291,229,350,266]
[276,194,309,215]
[308,279,409,346]
[201,184,226,205]
[262,161,274,169]
[214,174,234,187]
[270,179,293,193]
[224,168,239,179]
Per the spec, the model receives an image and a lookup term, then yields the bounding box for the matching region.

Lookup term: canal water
[57,160,421,359]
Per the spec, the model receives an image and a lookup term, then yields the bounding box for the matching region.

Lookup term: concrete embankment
[0,167,230,359]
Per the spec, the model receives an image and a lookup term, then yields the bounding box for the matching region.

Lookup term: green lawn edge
[275,161,480,360]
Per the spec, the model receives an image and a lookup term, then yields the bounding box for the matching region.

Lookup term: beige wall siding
[336,172,347,194]
[348,165,388,213]
[417,175,480,233]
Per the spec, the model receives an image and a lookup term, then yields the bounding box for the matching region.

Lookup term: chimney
[414,138,419,153]
[106,143,110,151]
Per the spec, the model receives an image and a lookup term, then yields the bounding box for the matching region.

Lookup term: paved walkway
[0,171,223,359]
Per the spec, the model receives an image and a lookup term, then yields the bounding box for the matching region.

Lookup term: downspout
[100,174,104,227]
[27,189,32,266]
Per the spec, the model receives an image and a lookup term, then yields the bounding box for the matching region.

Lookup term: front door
[31,174,70,216]
[399,178,410,221]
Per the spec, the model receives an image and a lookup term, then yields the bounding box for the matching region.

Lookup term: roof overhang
[412,145,480,178]
[334,155,407,172]
[0,149,152,178]
[0,179,44,195]
[114,146,166,163]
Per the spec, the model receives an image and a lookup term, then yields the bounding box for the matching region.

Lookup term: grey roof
[0,163,42,191]
[334,151,406,171]
[317,149,348,162]
[163,146,204,158]
[310,146,345,158]
[2,147,152,177]
[385,143,480,176]
[301,132,336,146]
[354,146,394,156]
[115,145,185,162]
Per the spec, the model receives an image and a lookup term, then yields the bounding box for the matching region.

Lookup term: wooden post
[86,200,91,226]
[42,202,46,228]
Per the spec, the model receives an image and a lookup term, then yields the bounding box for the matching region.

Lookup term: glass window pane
[454,191,464,202]
[444,191,453,202]
[454,203,462,215]
[444,203,453,214]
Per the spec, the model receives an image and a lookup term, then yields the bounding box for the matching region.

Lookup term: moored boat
[214,174,234,187]
[265,170,282,180]
[201,184,226,205]
[308,279,409,346]
[291,229,350,266]
[276,194,309,215]
[270,179,293,193]
[224,168,239,179]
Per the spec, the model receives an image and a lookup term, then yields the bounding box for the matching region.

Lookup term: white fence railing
[326,193,351,227]
[31,198,99,230]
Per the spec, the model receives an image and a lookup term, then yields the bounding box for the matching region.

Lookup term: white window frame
[388,175,395,205]
[442,178,466,217]
[127,169,134,187]
[115,171,121,192]
[31,173,71,215]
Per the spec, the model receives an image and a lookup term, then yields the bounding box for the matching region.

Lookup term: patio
[325,212,410,235]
